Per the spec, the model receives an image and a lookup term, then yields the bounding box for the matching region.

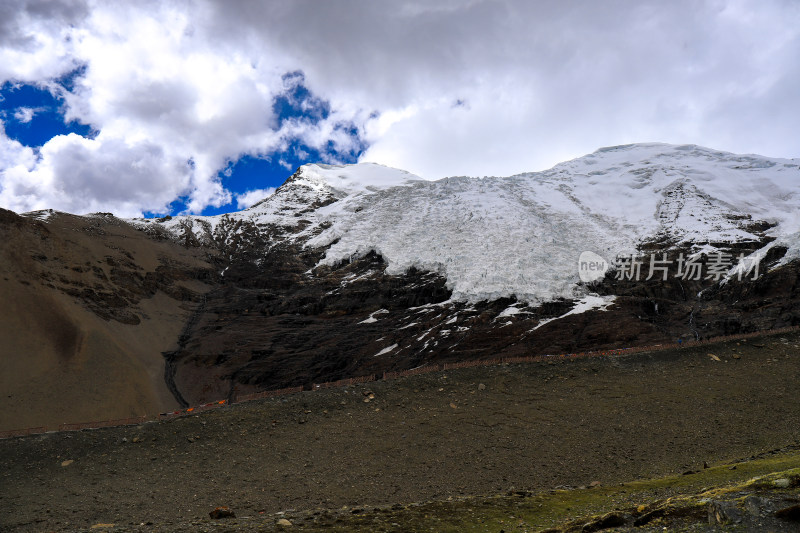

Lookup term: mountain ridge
[130,142,799,303]
[3,142,799,429]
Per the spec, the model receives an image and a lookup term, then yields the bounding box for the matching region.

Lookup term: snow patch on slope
[374,344,398,356]
[21,209,57,222]
[532,295,617,330]
[359,309,389,324]
[498,305,523,318]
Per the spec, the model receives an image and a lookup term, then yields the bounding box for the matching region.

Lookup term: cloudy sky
[0,0,798,217]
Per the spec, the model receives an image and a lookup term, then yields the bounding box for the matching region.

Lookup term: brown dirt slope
[1,330,798,531]
[0,209,214,431]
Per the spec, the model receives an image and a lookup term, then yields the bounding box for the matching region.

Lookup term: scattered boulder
[276,517,293,527]
[209,506,235,519]
[707,500,741,525]
[743,494,766,516]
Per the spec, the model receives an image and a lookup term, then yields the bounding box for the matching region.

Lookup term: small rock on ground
[209,506,235,519]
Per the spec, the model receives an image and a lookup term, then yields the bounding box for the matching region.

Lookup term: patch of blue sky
[197,72,366,217]
[0,67,92,148]
[2,67,366,217]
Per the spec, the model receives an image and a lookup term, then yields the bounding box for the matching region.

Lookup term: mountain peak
[296,162,424,195]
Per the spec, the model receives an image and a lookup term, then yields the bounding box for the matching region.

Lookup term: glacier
[129,143,800,304]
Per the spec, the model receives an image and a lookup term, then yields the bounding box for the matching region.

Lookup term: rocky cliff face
[3,143,799,422]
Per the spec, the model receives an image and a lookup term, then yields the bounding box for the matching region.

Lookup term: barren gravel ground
[2,331,799,532]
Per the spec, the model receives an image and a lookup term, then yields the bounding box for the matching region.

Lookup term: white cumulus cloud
[12,107,37,123]
[235,187,276,210]
[0,0,798,215]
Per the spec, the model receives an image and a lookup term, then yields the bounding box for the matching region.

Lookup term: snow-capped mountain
[8,143,800,417]
[134,143,800,303]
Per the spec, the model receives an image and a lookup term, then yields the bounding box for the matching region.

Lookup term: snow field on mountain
[126,143,800,305]
[306,144,800,303]
[308,176,626,303]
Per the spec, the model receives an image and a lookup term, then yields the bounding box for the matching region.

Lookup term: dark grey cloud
[0,0,88,48]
